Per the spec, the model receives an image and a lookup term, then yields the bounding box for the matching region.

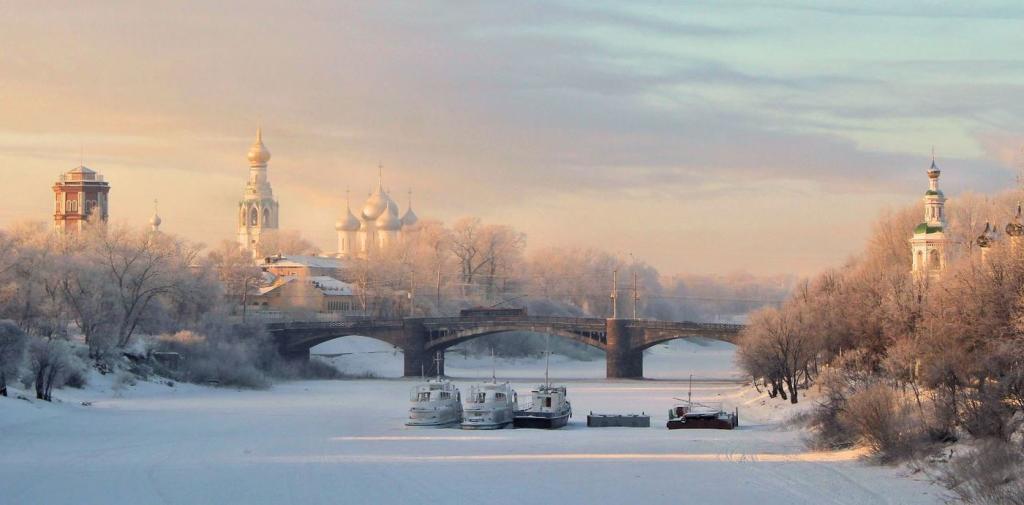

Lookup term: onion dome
[335,206,360,232]
[361,188,390,220]
[1007,204,1024,237]
[375,201,402,231]
[927,156,940,179]
[247,128,271,166]
[401,207,418,227]
[976,222,993,249]
[149,199,162,231]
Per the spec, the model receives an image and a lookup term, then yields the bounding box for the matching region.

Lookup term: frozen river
[0,339,946,504]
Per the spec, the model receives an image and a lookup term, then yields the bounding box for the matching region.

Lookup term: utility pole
[435,268,442,311]
[633,270,639,320]
[611,269,618,319]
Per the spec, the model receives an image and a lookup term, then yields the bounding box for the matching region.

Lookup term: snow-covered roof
[259,255,344,270]
[257,275,354,297]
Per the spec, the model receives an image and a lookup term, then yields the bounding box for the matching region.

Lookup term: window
[416,392,430,402]
[474,392,486,403]
[249,207,258,226]
[67,200,78,213]
[495,393,505,401]
[929,249,941,269]
[544,397,552,408]
[263,208,270,225]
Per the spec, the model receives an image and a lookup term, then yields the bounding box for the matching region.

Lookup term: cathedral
[335,169,419,259]
[234,128,419,259]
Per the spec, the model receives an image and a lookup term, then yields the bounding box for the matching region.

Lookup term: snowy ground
[0,337,949,505]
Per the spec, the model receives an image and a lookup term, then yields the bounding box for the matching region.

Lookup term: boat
[666,400,738,430]
[462,351,518,430]
[406,355,463,427]
[462,381,518,429]
[665,375,737,430]
[513,337,572,429]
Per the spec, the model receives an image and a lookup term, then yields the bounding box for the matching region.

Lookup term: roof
[914,223,944,234]
[259,255,343,270]
[257,275,354,296]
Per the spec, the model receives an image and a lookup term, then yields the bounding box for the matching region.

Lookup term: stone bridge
[266,316,744,379]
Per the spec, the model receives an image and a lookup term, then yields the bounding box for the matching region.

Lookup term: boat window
[475,392,486,403]
[416,392,430,402]
[439,392,450,400]
[495,393,505,401]
[544,397,552,408]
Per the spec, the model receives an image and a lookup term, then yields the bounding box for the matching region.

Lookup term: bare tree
[0,320,27,396]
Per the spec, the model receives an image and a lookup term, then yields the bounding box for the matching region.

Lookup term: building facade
[910,157,951,279]
[53,165,110,234]
[237,129,279,255]
[335,169,418,258]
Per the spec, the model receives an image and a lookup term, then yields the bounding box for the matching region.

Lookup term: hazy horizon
[2,1,1023,276]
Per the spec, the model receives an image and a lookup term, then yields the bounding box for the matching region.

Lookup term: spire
[407,189,413,210]
[377,163,384,191]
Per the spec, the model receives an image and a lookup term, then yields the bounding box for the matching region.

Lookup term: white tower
[237,128,279,256]
[335,189,361,258]
[149,199,162,232]
[910,155,951,279]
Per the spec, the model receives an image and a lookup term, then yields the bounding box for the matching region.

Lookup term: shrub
[840,384,925,462]
[942,440,1024,505]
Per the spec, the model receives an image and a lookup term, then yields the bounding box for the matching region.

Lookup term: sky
[1,1,1023,276]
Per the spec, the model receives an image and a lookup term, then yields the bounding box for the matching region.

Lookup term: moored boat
[666,400,738,430]
[462,381,518,430]
[406,377,463,427]
[512,338,571,429]
[407,355,463,427]
[513,384,572,429]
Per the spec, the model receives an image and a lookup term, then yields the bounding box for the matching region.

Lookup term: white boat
[462,381,518,430]
[406,377,463,427]
[406,355,463,427]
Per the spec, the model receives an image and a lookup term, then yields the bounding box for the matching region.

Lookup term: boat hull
[513,413,570,429]
[666,416,736,430]
[406,417,461,427]
[460,420,513,430]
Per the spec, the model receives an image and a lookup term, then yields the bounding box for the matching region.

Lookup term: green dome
[914,222,943,234]
[925,189,943,196]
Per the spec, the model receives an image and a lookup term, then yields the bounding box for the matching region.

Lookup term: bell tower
[237,128,279,256]
[910,154,951,280]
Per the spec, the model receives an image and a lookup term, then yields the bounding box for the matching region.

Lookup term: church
[335,169,419,259]
[235,128,420,261]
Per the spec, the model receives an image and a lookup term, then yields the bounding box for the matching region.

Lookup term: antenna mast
[544,334,551,387]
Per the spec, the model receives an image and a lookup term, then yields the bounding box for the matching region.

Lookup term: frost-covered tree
[0,320,28,396]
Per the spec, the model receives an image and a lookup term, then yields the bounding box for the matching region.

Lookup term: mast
[491,347,496,383]
[544,334,551,387]
[433,352,443,379]
[688,373,693,404]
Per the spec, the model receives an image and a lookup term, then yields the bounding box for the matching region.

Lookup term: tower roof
[247,128,271,166]
[375,200,402,230]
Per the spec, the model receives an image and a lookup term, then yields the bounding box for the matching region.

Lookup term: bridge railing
[629,320,745,333]
[419,315,606,328]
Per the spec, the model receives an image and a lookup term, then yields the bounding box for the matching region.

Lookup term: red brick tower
[53,165,110,234]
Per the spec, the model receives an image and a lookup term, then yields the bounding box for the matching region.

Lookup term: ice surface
[0,338,947,505]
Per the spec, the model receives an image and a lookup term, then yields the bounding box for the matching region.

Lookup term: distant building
[258,254,345,279]
[53,165,110,234]
[910,156,951,279]
[250,275,360,314]
[335,168,419,258]
[237,128,279,255]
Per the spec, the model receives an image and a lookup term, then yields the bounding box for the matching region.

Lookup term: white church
[235,129,419,260]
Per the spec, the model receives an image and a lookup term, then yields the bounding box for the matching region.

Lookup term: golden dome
[247,128,271,166]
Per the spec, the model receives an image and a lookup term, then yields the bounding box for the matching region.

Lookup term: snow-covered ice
[0,337,947,505]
